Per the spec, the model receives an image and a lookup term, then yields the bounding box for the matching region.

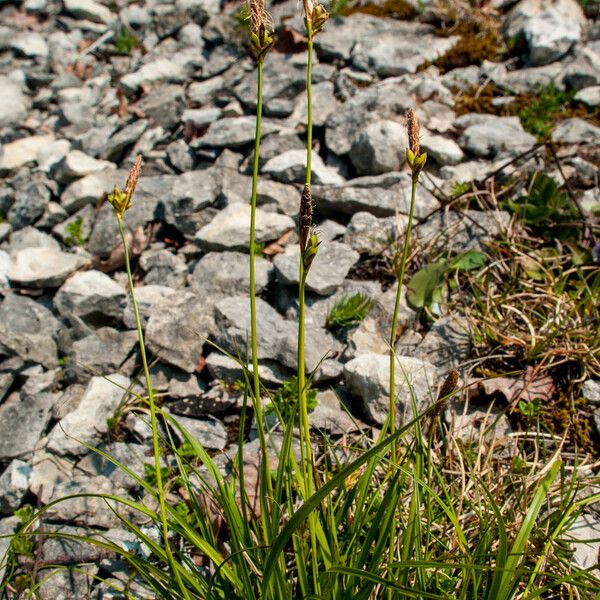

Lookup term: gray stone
[459,115,536,158]
[167,139,195,172]
[583,380,600,406]
[309,389,361,435]
[421,133,464,166]
[575,86,600,107]
[145,291,216,373]
[196,203,294,251]
[11,31,49,58]
[344,211,407,255]
[7,176,51,230]
[262,149,345,185]
[0,76,28,128]
[352,21,456,76]
[523,8,581,66]
[182,107,222,129]
[195,116,280,148]
[0,250,11,294]
[189,251,273,296]
[37,565,96,600]
[137,85,186,130]
[0,135,54,172]
[349,120,407,176]
[123,284,176,329]
[214,296,339,373]
[444,401,512,444]
[64,0,115,23]
[566,513,600,572]
[22,369,57,397]
[0,459,32,514]
[313,174,439,220]
[205,352,287,387]
[343,353,438,426]
[9,247,88,288]
[121,59,188,93]
[188,76,228,106]
[414,314,471,370]
[0,293,60,368]
[0,517,19,583]
[504,0,586,40]
[0,370,13,403]
[0,392,53,459]
[273,242,360,296]
[75,441,150,492]
[4,226,60,256]
[414,209,511,253]
[139,248,187,288]
[563,48,600,91]
[325,77,413,156]
[46,374,130,456]
[287,81,341,130]
[67,328,138,382]
[100,119,149,161]
[52,204,93,246]
[168,414,228,450]
[44,475,138,528]
[56,150,114,183]
[54,270,126,326]
[551,118,600,144]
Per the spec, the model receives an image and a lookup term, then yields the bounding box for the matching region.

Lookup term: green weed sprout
[326,292,374,330]
[113,26,139,55]
[63,217,86,247]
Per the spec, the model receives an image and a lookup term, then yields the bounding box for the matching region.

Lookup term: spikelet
[303,0,328,35]
[299,184,319,271]
[405,108,427,183]
[108,155,142,219]
[247,0,274,62]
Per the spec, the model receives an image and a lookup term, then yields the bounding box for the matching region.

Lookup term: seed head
[303,0,328,35]
[405,108,427,182]
[299,183,313,253]
[406,108,420,157]
[108,155,142,219]
[247,0,274,61]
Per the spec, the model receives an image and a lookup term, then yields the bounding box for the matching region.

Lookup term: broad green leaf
[450,250,487,271]
[406,261,448,309]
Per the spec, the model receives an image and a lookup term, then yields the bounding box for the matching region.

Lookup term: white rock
[0,76,27,127]
[421,132,464,166]
[344,353,438,426]
[0,250,12,293]
[56,150,115,181]
[63,0,115,23]
[11,32,49,58]
[262,149,345,185]
[60,170,115,213]
[46,374,130,456]
[575,86,600,107]
[120,58,187,92]
[551,118,600,144]
[196,203,295,251]
[9,247,88,288]
[0,459,32,514]
[36,139,71,173]
[0,135,54,172]
[523,8,581,66]
[567,513,600,572]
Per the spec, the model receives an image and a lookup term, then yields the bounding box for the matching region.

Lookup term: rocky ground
[0,0,599,595]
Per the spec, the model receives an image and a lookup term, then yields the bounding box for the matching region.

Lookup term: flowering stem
[116,216,189,600]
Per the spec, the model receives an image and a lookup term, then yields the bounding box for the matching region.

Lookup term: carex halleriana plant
[107,156,191,599]
[245,0,275,539]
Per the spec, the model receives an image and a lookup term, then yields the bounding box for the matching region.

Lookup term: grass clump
[326,292,374,330]
[112,27,139,55]
[63,217,86,247]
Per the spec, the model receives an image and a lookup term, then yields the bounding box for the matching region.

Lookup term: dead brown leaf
[262,229,294,256]
[93,225,150,272]
[473,366,555,408]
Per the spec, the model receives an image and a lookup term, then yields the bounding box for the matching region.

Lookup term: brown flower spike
[247,0,274,62]
[299,184,319,271]
[107,155,142,219]
[405,108,427,182]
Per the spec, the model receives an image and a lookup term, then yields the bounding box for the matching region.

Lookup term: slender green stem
[299,23,320,595]
[117,217,190,600]
[249,60,275,542]
[387,175,418,587]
